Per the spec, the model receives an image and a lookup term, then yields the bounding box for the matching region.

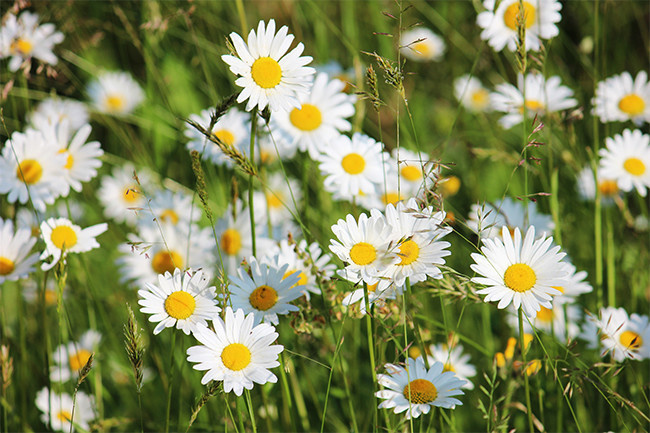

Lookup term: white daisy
[476,0,562,53]
[35,388,95,432]
[271,72,356,159]
[592,71,650,125]
[222,19,315,112]
[341,279,405,315]
[427,343,476,390]
[139,188,201,229]
[253,172,302,227]
[392,148,435,197]
[185,107,250,166]
[97,164,155,226]
[329,211,398,284]
[138,268,220,335]
[454,74,492,112]
[0,128,67,212]
[583,307,650,362]
[470,226,568,316]
[507,302,581,342]
[50,330,101,383]
[576,165,620,205]
[467,197,555,239]
[87,71,145,116]
[0,11,64,72]
[21,277,65,306]
[28,97,89,133]
[39,217,108,271]
[229,258,304,325]
[399,27,446,62]
[491,73,577,129]
[552,261,593,304]
[118,222,215,287]
[186,307,283,396]
[214,200,254,275]
[376,357,466,419]
[256,128,298,164]
[318,132,385,201]
[0,217,39,284]
[598,129,650,196]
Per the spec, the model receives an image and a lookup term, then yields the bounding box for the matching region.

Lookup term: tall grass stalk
[248,107,258,257]
[244,390,257,433]
[605,208,615,307]
[362,283,378,432]
[518,309,534,433]
[164,331,177,433]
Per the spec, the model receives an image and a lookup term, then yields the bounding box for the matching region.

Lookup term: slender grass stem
[605,207,615,306]
[164,332,177,433]
[518,309,534,433]
[244,390,257,433]
[363,283,378,432]
[248,107,259,257]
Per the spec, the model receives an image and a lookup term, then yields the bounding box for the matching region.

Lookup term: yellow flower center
[289,103,323,131]
[443,362,456,373]
[266,192,283,210]
[401,165,422,182]
[619,330,642,350]
[349,242,376,266]
[623,157,646,176]
[397,240,420,266]
[618,94,646,116]
[520,99,544,113]
[51,226,78,250]
[16,159,43,185]
[551,286,564,293]
[221,343,252,371]
[159,209,179,225]
[151,250,183,275]
[58,149,74,170]
[471,89,489,108]
[440,176,461,196]
[283,269,309,287]
[251,57,282,89]
[220,228,242,256]
[106,95,125,112]
[382,192,402,205]
[10,38,33,55]
[249,285,278,311]
[408,346,422,359]
[164,290,196,319]
[367,282,378,292]
[341,153,366,175]
[598,180,619,196]
[68,349,92,371]
[123,185,139,203]
[45,289,58,305]
[0,257,15,276]
[213,129,235,146]
[525,359,542,376]
[503,263,537,292]
[403,378,438,404]
[535,306,554,323]
[411,41,433,58]
[56,410,72,423]
[503,1,536,30]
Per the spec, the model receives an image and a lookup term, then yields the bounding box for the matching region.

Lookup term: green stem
[244,390,257,433]
[363,283,378,432]
[518,309,534,433]
[165,332,177,433]
[605,207,615,306]
[248,108,258,257]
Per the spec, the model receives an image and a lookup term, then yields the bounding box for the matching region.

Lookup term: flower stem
[165,331,177,433]
[363,283,378,431]
[244,390,257,433]
[518,308,534,433]
[248,107,258,257]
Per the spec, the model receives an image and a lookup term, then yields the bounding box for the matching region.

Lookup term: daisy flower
[186,307,283,396]
[0,11,64,72]
[470,226,568,316]
[329,211,398,284]
[214,200,255,275]
[491,73,577,129]
[139,188,200,228]
[399,27,446,62]
[0,128,67,212]
[35,388,95,432]
[185,107,250,166]
[598,129,650,196]
[592,71,650,125]
[87,71,145,116]
[97,164,154,226]
[317,132,385,201]
[118,222,215,287]
[576,165,620,205]
[476,0,562,53]
[229,258,304,325]
[392,148,434,196]
[552,261,593,304]
[271,72,356,159]
[582,307,650,362]
[427,343,476,390]
[376,357,466,419]
[467,197,555,239]
[138,268,220,335]
[0,218,39,284]
[39,217,108,271]
[28,97,89,132]
[454,74,492,112]
[222,19,315,112]
[507,303,581,342]
[50,330,101,383]
[341,279,405,315]
[253,172,302,227]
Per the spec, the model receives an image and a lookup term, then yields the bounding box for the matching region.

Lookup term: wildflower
[454,74,492,112]
[39,218,108,271]
[592,71,650,125]
[0,218,39,284]
[476,0,562,53]
[467,197,555,240]
[581,307,650,362]
[598,129,650,197]
[376,357,466,419]
[576,166,620,205]
[552,261,593,304]
[428,343,476,390]
[87,71,144,116]
[186,307,284,395]
[29,97,89,133]
[392,148,434,197]
[341,279,405,315]
[470,226,567,316]
[506,303,581,342]
[139,189,201,229]
[222,19,315,112]
[314,61,355,93]
[185,107,250,166]
[399,27,446,62]
[253,172,302,227]
[214,200,255,275]
[97,164,154,226]
[35,388,95,432]
[50,330,101,382]
[138,268,220,335]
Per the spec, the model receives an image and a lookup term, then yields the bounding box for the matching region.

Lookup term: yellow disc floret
[151,250,183,275]
[164,290,196,319]
[16,159,43,185]
[598,180,619,196]
[290,103,323,131]
[68,349,92,371]
[10,38,33,55]
[123,185,139,203]
[220,229,242,256]
[283,269,309,287]
[0,257,15,276]
[503,263,537,292]
[401,165,422,182]
[618,94,645,116]
[106,95,125,112]
[403,378,438,404]
[213,129,235,146]
[349,242,376,266]
[503,1,536,30]
[535,306,554,323]
[623,157,646,176]
[341,153,366,175]
[159,209,180,225]
[619,330,642,350]
[397,240,420,266]
[249,285,279,311]
[251,57,282,89]
[51,226,78,250]
[221,343,252,371]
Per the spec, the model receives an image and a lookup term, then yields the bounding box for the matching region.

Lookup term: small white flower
[39,217,108,271]
[552,261,593,304]
[253,172,302,227]
[50,330,101,383]
[185,108,250,166]
[592,71,650,125]
[29,97,89,133]
[598,129,650,196]
[454,74,492,112]
[87,71,144,116]
[467,197,555,240]
[507,303,581,342]
[139,188,201,229]
[0,11,64,71]
[97,164,154,226]
[35,388,95,432]
[576,165,620,205]
[582,307,650,362]
[0,217,39,284]
[427,343,476,390]
[399,28,446,62]
[186,307,284,395]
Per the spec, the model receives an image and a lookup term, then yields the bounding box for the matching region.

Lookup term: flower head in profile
[40,218,108,271]
[598,129,650,197]
[222,19,315,112]
[50,330,101,383]
[87,71,144,116]
[35,388,95,432]
[470,226,567,316]
[592,71,650,125]
[29,97,89,133]
[454,75,492,112]
[399,27,446,62]
[186,307,284,396]
[581,307,650,362]
[0,218,39,284]
[376,356,466,419]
